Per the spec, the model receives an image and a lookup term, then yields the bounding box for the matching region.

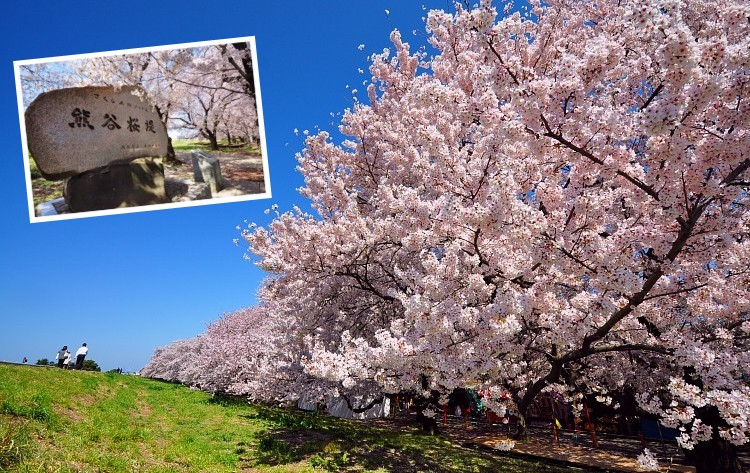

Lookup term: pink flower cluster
[148,0,750,453]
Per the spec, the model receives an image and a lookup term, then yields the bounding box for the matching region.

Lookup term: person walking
[74,343,88,370]
[55,346,68,368]
[63,349,71,369]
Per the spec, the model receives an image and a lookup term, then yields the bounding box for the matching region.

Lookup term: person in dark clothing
[74,343,88,370]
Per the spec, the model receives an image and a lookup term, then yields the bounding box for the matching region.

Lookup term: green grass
[0,418,32,470]
[27,155,64,207]
[171,139,213,152]
[28,155,42,180]
[172,139,261,154]
[0,364,586,472]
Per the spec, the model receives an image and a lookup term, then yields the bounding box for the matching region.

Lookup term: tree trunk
[415,410,440,435]
[513,390,533,440]
[164,136,177,164]
[411,381,441,436]
[514,412,528,439]
[206,131,219,151]
[681,402,746,472]
[684,437,744,473]
[154,106,177,165]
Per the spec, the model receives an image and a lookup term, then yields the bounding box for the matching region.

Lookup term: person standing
[55,346,68,368]
[63,349,71,369]
[74,343,88,370]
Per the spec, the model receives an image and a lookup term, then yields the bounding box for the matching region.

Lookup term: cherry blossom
[135,1,750,470]
[244,1,748,469]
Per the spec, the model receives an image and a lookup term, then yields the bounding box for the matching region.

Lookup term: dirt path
[362,416,696,473]
[173,149,264,180]
[168,149,265,196]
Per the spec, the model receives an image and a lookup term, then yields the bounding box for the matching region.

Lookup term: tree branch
[539,114,660,201]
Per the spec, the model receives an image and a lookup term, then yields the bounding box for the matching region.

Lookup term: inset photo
[14,37,270,222]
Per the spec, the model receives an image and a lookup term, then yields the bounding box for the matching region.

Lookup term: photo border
[14,36,271,223]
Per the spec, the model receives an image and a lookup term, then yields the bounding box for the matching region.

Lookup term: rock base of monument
[64,158,168,213]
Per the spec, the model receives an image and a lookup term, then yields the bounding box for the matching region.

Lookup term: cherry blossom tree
[167,44,259,150]
[140,336,205,384]
[185,305,311,401]
[142,303,395,427]
[245,1,749,471]
[141,305,344,404]
[17,63,72,108]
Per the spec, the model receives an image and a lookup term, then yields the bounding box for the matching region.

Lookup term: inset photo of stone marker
[14,37,270,222]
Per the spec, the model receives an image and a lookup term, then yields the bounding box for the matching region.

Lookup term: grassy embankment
[0,364,584,472]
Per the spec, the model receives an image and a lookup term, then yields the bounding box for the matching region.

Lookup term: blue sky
[0,1,506,372]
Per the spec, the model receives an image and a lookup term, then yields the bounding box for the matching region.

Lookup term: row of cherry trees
[143,1,749,471]
[141,303,382,406]
[140,307,304,399]
[19,41,259,159]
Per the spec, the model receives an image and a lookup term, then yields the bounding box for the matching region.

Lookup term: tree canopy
[144,1,749,471]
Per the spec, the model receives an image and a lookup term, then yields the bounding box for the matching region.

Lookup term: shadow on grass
[242,404,333,431]
[205,392,250,408]
[245,428,441,472]
[238,405,520,472]
[167,399,589,472]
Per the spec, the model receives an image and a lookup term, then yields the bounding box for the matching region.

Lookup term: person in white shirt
[74,343,88,370]
[55,346,68,368]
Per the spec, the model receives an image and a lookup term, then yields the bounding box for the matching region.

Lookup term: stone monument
[191,150,224,195]
[25,85,170,213]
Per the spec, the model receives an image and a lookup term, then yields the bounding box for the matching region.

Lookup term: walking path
[439,419,694,472]
[169,149,265,196]
[369,415,696,472]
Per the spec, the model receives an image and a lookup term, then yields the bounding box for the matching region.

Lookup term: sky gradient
[0,1,507,372]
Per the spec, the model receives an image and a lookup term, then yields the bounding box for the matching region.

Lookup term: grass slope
[0,364,585,472]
